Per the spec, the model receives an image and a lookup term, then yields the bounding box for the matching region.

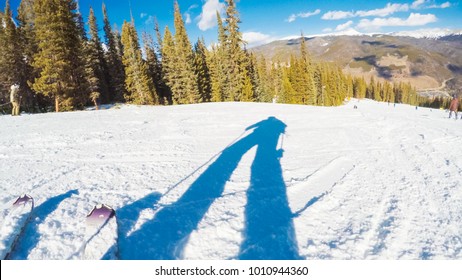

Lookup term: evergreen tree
[0,9,7,103]
[223,0,247,101]
[353,77,367,99]
[172,1,199,104]
[120,20,157,105]
[299,34,317,105]
[0,1,24,88]
[32,0,87,112]
[241,73,254,102]
[345,75,354,100]
[374,79,382,101]
[287,55,303,104]
[270,61,283,103]
[85,7,110,107]
[255,55,271,102]
[280,68,296,104]
[383,80,394,103]
[367,77,375,99]
[247,52,260,102]
[143,32,165,103]
[103,3,125,102]
[153,20,172,104]
[161,26,176,103]
[208,12,227,102]
[75,3,87,42]
[194,38,212,102]
[17,0,43,112]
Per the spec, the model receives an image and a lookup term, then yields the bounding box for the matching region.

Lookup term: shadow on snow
[9,189,79,259]
[114,117,301,260]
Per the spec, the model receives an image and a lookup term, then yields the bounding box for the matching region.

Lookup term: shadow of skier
[238,118,301,260]
[8,189,79,259]
[118,117,300,260]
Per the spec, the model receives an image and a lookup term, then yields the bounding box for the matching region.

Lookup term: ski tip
[86,204,115,220]
[13,194,34,207]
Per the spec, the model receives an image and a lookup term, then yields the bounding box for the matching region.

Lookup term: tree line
[0,0,450,114]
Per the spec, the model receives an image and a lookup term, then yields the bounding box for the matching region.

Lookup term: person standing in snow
[448,95,459,119]
[10,84,21,116]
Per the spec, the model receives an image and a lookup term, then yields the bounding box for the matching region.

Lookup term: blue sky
[5,0,462,47]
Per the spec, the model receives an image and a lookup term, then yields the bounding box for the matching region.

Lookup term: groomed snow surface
[0,99,461,260]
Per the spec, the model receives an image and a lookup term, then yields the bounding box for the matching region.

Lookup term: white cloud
[357,13,437,30]
[356,3,409,17]
[441,2,452,8]
[336,20,354,31]
[185,13,192,24]
[197,0,225,31]
[287,15,297,23]
[286,9,321,23]
[145,15,155,25]
[411,0,427,9]
[322,1,450,21]
[428,1,452,8]
[322,10,355,20]
[184,4,198,25]
[140,13,148,19]
[242,32,276,47]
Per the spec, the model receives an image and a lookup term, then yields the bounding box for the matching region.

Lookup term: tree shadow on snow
[116,117,300,260]
[9,189,79,259]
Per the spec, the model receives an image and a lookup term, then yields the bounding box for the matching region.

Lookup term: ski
[82,204,118,260]
[0,195,34,260]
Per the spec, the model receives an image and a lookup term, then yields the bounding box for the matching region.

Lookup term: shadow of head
[246,116,286,135]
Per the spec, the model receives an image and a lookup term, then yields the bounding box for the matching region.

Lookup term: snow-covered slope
[0,100,461,260]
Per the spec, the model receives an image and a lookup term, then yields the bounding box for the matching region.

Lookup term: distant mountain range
[251,29,462,97]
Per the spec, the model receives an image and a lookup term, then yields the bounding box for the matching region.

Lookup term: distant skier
[448,95,459,119]
[10,84,20,116]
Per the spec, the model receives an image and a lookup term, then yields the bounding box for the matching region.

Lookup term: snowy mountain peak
[279,28,462,42]
[317,28,364,37]
[390,28,462,39]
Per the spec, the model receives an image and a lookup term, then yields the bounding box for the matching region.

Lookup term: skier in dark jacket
[449,95,459,119]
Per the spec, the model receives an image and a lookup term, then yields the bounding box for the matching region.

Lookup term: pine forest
[0,0,449,114]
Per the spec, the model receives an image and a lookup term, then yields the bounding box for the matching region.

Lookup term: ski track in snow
[0,100,461,260]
